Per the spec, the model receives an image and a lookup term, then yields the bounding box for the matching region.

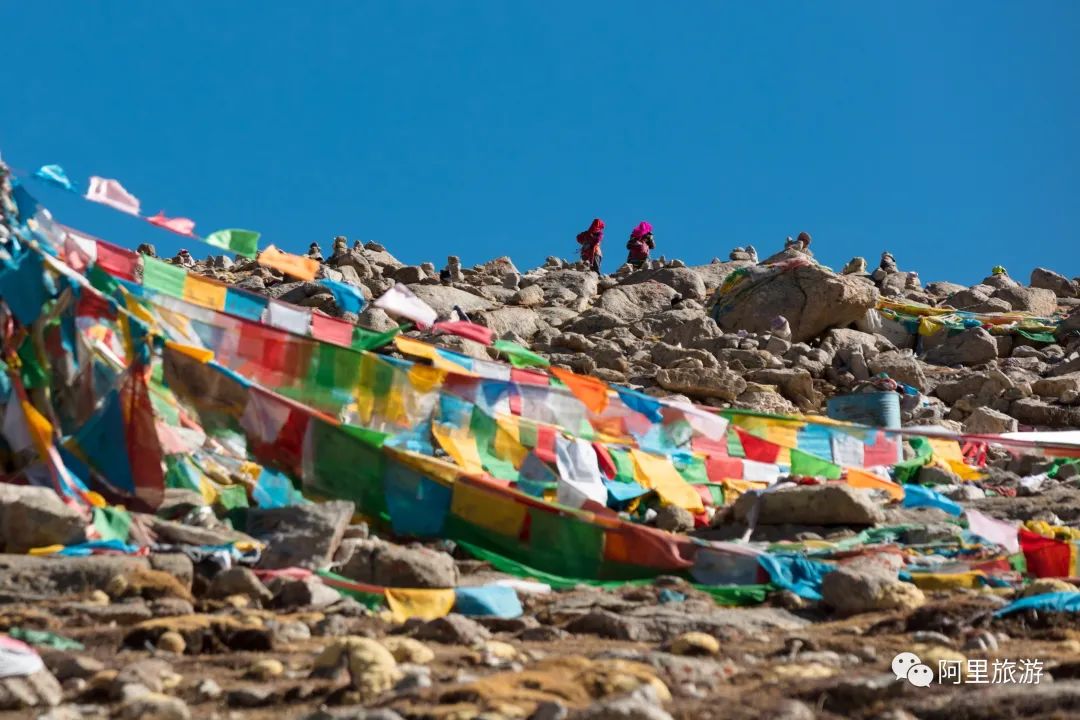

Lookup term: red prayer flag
[593,442,617,480]
[734,427,781,464]
[1019,529,1073,578]
[433,320,494,346]
[147,211,196,237]
[310,313,354,347]
[95,243,138,281]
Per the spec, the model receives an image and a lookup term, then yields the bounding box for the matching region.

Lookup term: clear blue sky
[2,2,1077,285]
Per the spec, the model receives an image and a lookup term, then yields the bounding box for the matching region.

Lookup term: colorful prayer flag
[433,320,494,346]
[257,245,317,280]
[147,212,196,237]
[85,176,140,216]
[34,164,76,192]
[492,339,550,369]
[205,228,260,258]
[374,283,438,329]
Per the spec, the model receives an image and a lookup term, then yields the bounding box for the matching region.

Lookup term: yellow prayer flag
[449,480,527,537]
[432,423,485,474]
[630,449,705,512]
[385,588,456,623]
[182,275,228,311]
[165,340,214,364]
[845,467,905,500]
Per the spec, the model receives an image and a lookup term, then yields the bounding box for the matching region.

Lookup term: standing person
[625,221,655,268]
[576,218,605,274]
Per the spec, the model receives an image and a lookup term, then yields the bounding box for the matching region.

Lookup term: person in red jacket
[576,218,604,273]
[626,221,655,268]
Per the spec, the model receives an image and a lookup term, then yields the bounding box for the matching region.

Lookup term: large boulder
[746,368,821,410]
[655,368,746,401]
[821,554,925,615]
[713,264,879,343]
[991,286,1058,316]
[336,539,458,588]
[530,270,599,307]
[867,351,930,392]
[923,328,998,367]
[1032,372,1080,398]
[406,285,493,316]
[621,267,707,301]
[247,501,355,570]
[962,407,1018,434]
[1031,268,1078,298]
[1009,398,1080,428]
[0,485,85,553]
[476,307,545,341]
[598,283,680,324]
[732,484,884,526]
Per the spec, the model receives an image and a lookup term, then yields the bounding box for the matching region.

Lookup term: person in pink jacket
[625,221,655,269]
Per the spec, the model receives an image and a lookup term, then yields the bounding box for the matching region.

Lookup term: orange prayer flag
[257,245,318,281]
[549,366,610,414]
[845,468,905,501]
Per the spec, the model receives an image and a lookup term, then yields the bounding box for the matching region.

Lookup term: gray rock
[0,669,63,710]
[272,576,342,609]
[746,368,820,410]
[1031,267,1078,298]
[249,500,355,570]
[511,284,545,306]
[732,484,884,526]
[621,267,707,301]
[0,555,151,598]
[655,506,695,533]
[868,351,930,392]
[1032,372,1080,398]
[304,709,406,720]
[392,265,427,284]
[407,284,493,316]
[336,539,458,588]
[413,614,490,645]
[821,555,924,615]
[655,367,746,401]
[572,685,673,720]
[991,285,1058,316]
[599,283,680,324]
[207,567,273,603]
[963,406,1019,434]
[118,693,190,720]
[478,307,545,340]
[1010,397,1080,428]
[227,687,276,708]
[0,484,85,553]
[924,327,998,366]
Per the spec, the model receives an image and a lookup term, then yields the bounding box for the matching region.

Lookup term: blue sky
[2,2,1077,285]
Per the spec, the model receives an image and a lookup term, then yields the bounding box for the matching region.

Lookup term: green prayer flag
[17,336,48,389]
[1017,329,1056,343]
[87,263,119,296]
[92,506,132,542]
[215,484,250,510]
[458,541,770,606]
[892,436,933,484]
[204,228,260,258]
[141,257,187,297]
[789,448,842,479]
[352,325,403,351]
[8,627,84,651]
[492,339,550,368]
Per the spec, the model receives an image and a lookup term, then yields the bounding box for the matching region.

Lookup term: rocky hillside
[179,239,1080,433]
